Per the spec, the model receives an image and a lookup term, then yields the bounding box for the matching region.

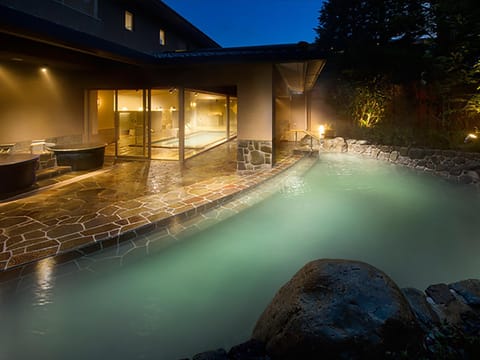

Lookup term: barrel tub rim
[0,153,39,194]
[46,142,108,152]
[46,143,107,171]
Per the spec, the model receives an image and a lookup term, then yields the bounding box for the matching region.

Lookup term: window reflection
[117,90,146,157]
[184,90,228,159]
[229,97,238,138]
[150,89,179,160]
[89,88,236,160]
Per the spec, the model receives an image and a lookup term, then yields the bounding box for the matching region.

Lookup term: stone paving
[0,141,306,275]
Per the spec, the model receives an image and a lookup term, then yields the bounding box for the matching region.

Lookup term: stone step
[36,166,72,181]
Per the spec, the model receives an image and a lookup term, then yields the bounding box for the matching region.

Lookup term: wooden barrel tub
[0,154,39,193]
[47,143,107,171]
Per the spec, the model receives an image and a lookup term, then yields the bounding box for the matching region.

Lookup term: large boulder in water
[252,259,422,359]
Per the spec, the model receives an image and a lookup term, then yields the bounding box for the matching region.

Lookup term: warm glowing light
[125,11,133,31]
[159,29,166,46]
[319,125,326,137]
[138,106,143,111]
[464,133,478,143]
[0,66,20,93]
[38,66,61,101]
[121,106,128,111]
[170,106,177,112]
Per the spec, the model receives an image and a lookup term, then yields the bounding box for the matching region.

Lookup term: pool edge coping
[0,153,312,282]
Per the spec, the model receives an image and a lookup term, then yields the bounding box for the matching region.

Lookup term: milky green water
[2,153,480,359]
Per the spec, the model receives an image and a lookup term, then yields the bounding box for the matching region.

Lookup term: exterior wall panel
[0,0,210,54]
[0,63,84,144]
[237,64,273,141]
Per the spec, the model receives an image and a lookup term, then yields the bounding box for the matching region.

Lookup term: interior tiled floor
[0,140,305,275]
[106,133,235,160]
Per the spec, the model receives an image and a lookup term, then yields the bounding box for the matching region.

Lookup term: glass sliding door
[184,90,228,159]
[150,89,180,160]
[229,96,238,138]
[88,90,116,156]
[116,90,147,158]
[88,88,235,161]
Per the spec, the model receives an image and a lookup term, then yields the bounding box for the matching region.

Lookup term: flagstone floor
[0,141,304,276]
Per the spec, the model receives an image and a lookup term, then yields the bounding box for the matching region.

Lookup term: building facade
[0,0,325,169]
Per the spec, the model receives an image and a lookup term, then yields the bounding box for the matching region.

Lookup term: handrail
[290,129,321,141]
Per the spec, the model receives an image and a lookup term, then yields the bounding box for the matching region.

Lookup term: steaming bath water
[2,153,480,359]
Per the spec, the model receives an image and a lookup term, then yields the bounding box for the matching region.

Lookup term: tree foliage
[316,0,427,51]
[316,0,427,78]
[315,0,480,147]
[353,77,390,128]
[426,0,480,62]
[465,60,480,114]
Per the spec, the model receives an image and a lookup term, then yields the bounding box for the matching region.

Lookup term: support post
[178,87,185,164]
[147,89,152,159]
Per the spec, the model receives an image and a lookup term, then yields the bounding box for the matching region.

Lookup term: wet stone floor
[0,141,307,280]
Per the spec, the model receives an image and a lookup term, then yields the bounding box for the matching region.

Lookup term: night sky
[162,0,324,48]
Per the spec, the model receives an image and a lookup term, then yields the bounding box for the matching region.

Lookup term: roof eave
[152,43,326,66]
[0,4,158,66]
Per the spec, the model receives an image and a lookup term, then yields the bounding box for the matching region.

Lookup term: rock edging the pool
[318,137,480,185]
[190,259,480,359]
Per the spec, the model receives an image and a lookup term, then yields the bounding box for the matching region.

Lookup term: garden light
[319,125,325,138]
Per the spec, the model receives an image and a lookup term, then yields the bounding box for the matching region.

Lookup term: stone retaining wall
[237,140,273,171]
[321,137,480,185]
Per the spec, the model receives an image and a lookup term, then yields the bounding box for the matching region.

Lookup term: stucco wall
[237,64,273,141]
[160,63,276,142]
[0,63,83,144]
[0,60,295,152]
